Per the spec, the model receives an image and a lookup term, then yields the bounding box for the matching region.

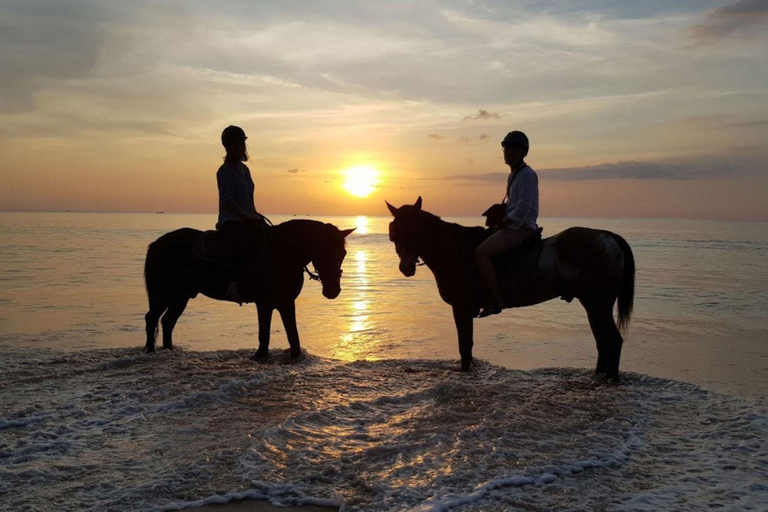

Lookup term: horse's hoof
[281,348,302,359]
[461,360,472,371]
[144,346,155,354]
[253,348,269,360]
[162,346,173,351]
[593,372,608,381]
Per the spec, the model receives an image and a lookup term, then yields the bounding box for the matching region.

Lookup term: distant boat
[156,212,164,214]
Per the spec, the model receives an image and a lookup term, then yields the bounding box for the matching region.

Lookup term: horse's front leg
[253,303,273,360]
[278,301,302,359]
[452,305,475,371]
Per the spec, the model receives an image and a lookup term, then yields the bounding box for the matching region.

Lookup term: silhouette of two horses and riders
[143,128,634,381]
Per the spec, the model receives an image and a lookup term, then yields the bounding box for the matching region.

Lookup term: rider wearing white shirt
[474,131,539,318]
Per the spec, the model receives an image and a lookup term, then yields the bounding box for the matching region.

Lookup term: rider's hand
[249,213,264,223]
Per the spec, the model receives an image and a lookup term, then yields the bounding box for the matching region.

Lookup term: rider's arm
[222,200,262,222]
[504,170,538,229]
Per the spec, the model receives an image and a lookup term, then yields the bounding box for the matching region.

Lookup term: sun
[343,165,378,198]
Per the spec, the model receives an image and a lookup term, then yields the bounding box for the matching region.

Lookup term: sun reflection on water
[354,215,369,235]
[335,248,379,361]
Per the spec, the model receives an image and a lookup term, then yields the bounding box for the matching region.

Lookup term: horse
[386,197,635,381]
[143,219,354,359]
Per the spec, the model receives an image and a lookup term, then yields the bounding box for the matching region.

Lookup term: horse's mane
[270,218,346,247]
[416,209,487,242]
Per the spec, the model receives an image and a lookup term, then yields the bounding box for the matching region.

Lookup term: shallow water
[0,212,766,396]
[0,348,765,511]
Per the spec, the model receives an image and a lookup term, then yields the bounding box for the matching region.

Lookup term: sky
[0,0,767,220]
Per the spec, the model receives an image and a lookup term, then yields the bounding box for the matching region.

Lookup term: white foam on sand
[0,346,765,511]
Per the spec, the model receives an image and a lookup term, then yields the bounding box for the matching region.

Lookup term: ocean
[1,212,766,511]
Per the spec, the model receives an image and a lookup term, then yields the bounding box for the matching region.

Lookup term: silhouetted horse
[143,220,354,359]
[387,198,635,381]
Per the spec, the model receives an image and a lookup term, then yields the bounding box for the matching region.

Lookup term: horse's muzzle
[399,258,417,277]
[322,284,341,299]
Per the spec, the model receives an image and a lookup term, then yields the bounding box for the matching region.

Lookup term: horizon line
[0,209,766,224]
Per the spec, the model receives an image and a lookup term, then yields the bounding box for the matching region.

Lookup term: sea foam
[0,348,765,511]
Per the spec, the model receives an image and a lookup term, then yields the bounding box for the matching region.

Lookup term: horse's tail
[609,232,635,332]
[144,240,161,305]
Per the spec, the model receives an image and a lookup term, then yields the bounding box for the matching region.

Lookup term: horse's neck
[419,220,478,274]
[267,221,317,268]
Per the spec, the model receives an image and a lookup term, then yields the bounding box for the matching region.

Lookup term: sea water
[0,212,766,511]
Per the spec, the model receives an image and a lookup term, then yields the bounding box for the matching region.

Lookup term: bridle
[304,265,343,283]
[390,222,428,267]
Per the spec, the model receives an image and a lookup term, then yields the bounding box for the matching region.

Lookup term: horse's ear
[385,200,398,216]
[340,228,355,238]
[414,196,422,211]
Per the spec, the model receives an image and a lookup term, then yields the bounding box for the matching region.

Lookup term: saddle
[491,227,545,278]
[192,230,238,269]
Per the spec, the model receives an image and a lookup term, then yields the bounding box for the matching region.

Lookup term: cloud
[287,168,309,174]
[479,133,490,140]
[0,1,104,113]
[728,119,768,128]
[463,109,501,121]
[445,161,740,182]
[688,0,768,44]
[428,133,446,140]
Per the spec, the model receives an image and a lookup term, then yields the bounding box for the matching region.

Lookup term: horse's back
[150,227,203,248]
[547,227,626,297]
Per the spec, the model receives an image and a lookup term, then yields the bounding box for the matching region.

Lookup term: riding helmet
[221,125,247,147]
[501,131,529,152]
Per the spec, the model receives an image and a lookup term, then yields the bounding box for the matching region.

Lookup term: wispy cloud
[728,119,768,128]
[287,168,309,174]
[688,0,768,44]
[463,109,501,121]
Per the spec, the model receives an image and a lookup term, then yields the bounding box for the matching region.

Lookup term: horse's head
[311,223,355,299]
[385,196,429,277]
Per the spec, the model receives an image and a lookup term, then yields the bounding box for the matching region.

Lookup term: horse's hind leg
[161,297,189,350]
[584,300,624,381]
[254,303,273,360]
[582,301,623,380]
[145,302,167,353]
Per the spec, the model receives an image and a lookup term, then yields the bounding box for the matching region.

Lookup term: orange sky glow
[1,1,766,221]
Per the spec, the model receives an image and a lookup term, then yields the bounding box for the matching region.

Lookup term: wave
[0,348,765,511]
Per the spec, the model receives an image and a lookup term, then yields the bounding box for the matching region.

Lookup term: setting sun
[342,165,378,198]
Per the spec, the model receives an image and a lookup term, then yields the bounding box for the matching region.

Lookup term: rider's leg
[226,220,266,305]
[217,221,248,305]
[474,231,512,316]
[474,226,534,317]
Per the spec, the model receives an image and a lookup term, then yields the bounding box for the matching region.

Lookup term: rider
[474,130,539,318]
[217,125,265,304]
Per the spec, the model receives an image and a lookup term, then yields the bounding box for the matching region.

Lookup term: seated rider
[217,125,265,304]
[474,130,539,318]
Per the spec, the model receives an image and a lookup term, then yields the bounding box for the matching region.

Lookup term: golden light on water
[335,249,377,362]
[342,165,378,198]
[354,215,369,235]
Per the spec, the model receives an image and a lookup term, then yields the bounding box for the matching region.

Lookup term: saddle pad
[192,230,235,269]
[492,227,544,278]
